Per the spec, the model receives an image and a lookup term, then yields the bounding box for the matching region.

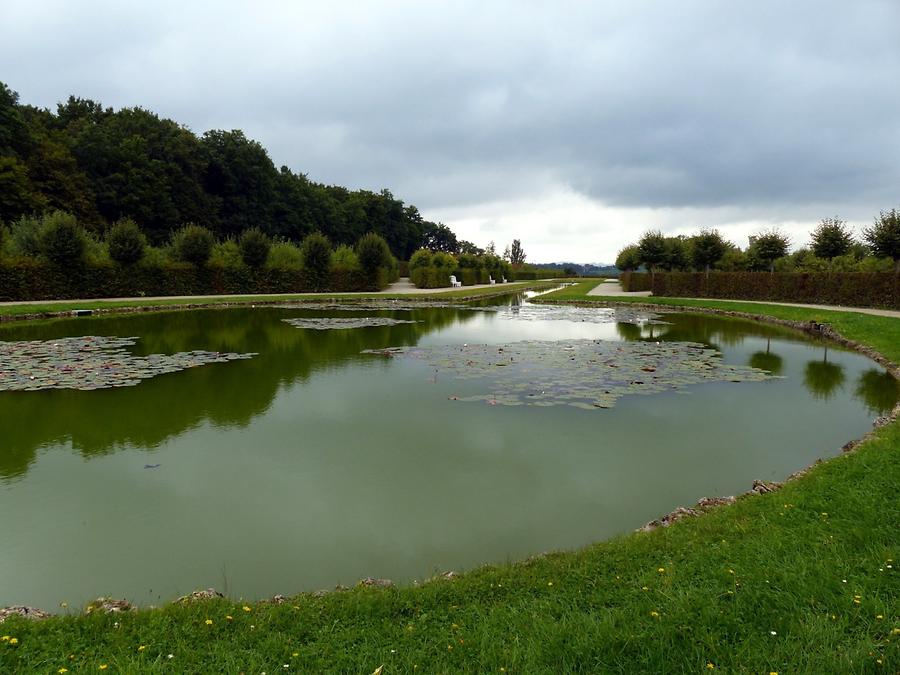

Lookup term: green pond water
[1,293,897,611]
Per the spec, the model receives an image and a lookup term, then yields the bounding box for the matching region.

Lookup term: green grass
[2,281,898,674]
[0,281,557,320]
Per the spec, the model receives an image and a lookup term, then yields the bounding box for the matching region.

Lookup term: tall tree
[508,239,526,267]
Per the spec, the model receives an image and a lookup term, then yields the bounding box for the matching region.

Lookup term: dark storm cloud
[2,1,898,230]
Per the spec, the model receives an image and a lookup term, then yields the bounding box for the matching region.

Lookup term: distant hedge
[0,260,384,301]
[620,272,653,292]
[622,271,900,310]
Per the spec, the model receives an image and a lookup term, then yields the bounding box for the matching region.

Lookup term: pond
[1,293,897,610]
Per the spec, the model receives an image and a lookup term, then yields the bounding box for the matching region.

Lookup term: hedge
[645,271,900,310]
[620,271,653,292]
[0,260,391,301]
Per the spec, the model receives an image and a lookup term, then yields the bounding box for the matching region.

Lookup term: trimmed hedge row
[644,271,900,310]
[0,260,389,301]
[620,272,653,292]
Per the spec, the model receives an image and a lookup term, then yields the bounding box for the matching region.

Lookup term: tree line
[616,211,900,274]
[0,81,464,260]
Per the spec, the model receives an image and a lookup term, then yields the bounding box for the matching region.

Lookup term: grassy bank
[0,281,556,321]
[1,284,898,674]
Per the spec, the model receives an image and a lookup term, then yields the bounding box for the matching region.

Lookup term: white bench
[488,276,496,285]
[449,275,462,287]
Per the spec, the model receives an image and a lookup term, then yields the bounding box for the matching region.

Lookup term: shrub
[39,210,87,265]
[172,224,215,266]
[409,248,433,269]
[106,218,147,265]
[356,232,391,280]
[266,240,303,270]
[457,252,481,269]
[331,244,359,270]
[239,228,271,268]
[209,239,243,268]
[7,215,42,257]
[300,232,332,290]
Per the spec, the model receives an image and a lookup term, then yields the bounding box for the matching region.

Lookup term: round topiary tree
[690,229,727,273]
[39,210,87,265]
[637,230,667,275]
[864,208,900,272]
[106,217,147,265]
[172,224,215,266]
[300,231,332,290]
[239,227,271,268]
[356,232,391,287]
[748,229,790,272]
[810,217,854,261]
[409,248,433,270]
[615,245,641,272]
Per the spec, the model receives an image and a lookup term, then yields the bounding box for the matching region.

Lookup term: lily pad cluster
[496,304,668,325]
[272,301,468,312]
[0,336,255,392]
[364,339,773,409]
[282,317,421,330]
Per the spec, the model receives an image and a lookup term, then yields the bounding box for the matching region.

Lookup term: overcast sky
[2,1,898,262]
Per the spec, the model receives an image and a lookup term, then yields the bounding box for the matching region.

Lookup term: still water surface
[1,294,896,609]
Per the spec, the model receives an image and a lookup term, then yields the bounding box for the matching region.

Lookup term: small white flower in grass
[167,654,174,659]
[770,631,777,636]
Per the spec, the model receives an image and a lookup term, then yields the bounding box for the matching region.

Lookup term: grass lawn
[1,281,898,673]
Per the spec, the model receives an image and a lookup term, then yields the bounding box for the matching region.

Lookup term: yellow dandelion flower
[657,567,665,573]
[205,619,213,625]
[892,628,900,635]
[876,614,883,619]
[0,636,8,642]
[547,581,553,586]
[138,645,146,652]
[292,652,299,657]
[641,586,649,591]
[727,569,734,575]
[242,605,252,612]
[706,663,715,670]
[650,611,659,618]
[8,638,18,646]
[854,599,861,605]
[59,669,69,674]
[99,666,108,671]
[226,615,233,621]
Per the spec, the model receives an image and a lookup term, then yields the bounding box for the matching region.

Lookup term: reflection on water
[855,369,900,415]
[0,298,897,609]
[0,306,475,480]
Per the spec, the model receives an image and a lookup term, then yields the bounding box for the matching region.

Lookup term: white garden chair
[449,275,462,287]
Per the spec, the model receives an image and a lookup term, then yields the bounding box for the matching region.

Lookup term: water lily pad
[497,305,669,325]
[282,317,421,330]
[363,339,773,410]
[0,336,255,392]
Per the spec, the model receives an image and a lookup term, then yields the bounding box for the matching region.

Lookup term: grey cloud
[2,0,898,223]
